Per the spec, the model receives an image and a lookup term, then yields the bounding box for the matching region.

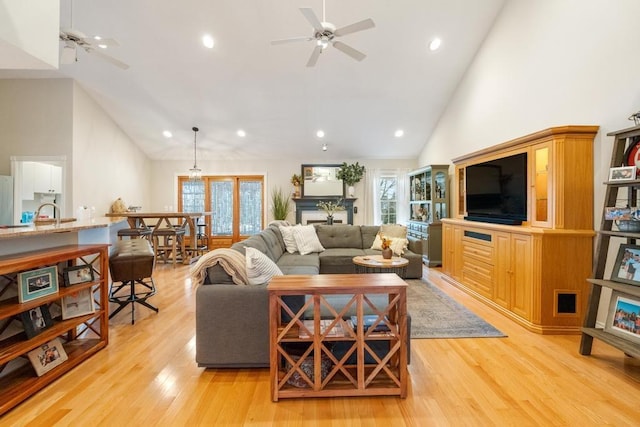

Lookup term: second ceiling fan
[271,1,375,67]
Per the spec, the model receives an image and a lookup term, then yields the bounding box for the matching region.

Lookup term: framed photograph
[611,244,640,286]
[27,337,68,377]
[604,290,640,345]
[17,266,59,303]
[20,305,54,339]
[609,166,636,182]
[604,206,632,221]
[63,264,94,287]
[61,288,95,320]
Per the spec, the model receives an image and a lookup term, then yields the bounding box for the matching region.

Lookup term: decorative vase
[326,215,334,225]
[293,185,301,198]
[382,248,392,259]
[347,185,355,198]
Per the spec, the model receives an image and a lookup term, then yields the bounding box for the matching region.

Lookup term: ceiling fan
[59,1,129,70]
[271,0,375,67]
[59,29,129,70]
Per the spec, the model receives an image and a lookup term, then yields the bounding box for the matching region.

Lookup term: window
[379,176,397,224]
[178,175,264,248]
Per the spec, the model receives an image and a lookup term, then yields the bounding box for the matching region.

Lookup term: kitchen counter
[0,217,128,257]
[0,217,125,239]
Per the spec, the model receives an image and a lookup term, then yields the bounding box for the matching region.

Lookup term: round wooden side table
[352,255,409,278]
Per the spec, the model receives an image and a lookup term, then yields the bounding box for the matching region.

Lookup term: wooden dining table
[106,211,211,263]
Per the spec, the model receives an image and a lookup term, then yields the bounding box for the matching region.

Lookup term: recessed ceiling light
[322,143,328,151]
[202,34,215,49]
[237,129,246,137]
[97,44,107,49]
[394,129,404,138]
[93,36,102,41]
[162,130,173,138]
[316,130,325,138]
[429,38,442,51]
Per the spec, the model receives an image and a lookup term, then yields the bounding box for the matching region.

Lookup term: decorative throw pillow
[291,225,325,255]
[245,247,283,285]
[388,237,409,256]
[371,232,385,250]
[279,225,300,254]
[371,232,408,255]
[380,224,407,239]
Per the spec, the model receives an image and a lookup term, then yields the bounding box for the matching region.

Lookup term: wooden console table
[268,274,408,400]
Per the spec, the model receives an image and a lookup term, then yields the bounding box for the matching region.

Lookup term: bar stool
[117,226,152,241]
[152,225,186,266]
[108,239,158,324]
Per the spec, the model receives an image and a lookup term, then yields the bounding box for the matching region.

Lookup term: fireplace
[292,198,356,225]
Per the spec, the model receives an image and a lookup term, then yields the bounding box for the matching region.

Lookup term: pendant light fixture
[189,126,202,181]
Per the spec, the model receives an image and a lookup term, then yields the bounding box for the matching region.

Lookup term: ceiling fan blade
[83,36,120,47]
[87,48,130,70]
[332,41,366,62]
[334,18,375,37]
[306,45,322,67]
[271,36,312,45]
[299,8,324,33]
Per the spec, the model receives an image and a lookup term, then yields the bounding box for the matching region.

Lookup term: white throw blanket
[190,248,248,287]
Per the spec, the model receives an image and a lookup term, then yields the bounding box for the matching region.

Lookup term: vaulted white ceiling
[0,0,505,161]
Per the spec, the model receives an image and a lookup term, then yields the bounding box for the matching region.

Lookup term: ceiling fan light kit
[271,1,375,67]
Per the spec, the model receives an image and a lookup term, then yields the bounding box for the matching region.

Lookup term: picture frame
[27,337,68,377]
[604,290,640,345]
[604,206,632,221]
[61,288,95,320]
[301,164,345,198]
[611,244,640,286]
[609,166,636,182]
[20,305,54,339]
[63,264,94,287]
[17,266,59,303]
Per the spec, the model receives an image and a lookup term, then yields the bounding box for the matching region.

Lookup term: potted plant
[271,187,291,221]
[291,174,302,198]
[316,199,344,225]
[336,162,366,197]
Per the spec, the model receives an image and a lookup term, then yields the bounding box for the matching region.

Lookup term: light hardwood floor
[3,265,640,426]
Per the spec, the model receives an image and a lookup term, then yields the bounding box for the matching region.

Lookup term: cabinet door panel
[494,232,511,309]
[511,234,532,319]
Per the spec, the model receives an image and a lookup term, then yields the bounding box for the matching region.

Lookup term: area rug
[406,279,507,339]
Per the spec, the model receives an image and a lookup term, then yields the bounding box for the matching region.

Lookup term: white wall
[0,79,150,219]
[419,0,640,325]
[0,0,59,69]
[72,82,151,217]
[151,157,417,225]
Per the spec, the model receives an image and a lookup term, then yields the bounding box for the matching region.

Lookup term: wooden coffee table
[352,255,409,278]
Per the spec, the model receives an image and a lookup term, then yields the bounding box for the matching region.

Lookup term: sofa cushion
[233,235,270,258]
[260,227,285,261]
[246,247,283,285]
[360,226,379,249]
[277,252,320,274]
[315,224,363,249]
[318,248,366,274]
[292,225,325,255]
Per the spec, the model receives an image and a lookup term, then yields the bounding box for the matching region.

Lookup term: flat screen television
[465,152,528,225]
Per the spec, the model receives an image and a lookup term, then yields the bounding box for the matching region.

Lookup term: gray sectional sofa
[195,224,421,368]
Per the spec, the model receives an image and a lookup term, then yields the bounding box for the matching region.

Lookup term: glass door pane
[239,179,262,235]
[210,180,234,236]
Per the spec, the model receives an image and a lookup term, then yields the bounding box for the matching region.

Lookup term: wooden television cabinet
[441,125,599,334]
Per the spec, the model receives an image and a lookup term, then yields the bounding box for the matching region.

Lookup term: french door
[178,175,264,249]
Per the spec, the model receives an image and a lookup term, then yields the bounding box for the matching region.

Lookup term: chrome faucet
[34,203,61,226]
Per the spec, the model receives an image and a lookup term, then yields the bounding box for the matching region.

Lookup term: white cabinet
[22,162,62,197]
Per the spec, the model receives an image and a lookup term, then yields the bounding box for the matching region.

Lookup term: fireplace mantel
[292,197,356,225]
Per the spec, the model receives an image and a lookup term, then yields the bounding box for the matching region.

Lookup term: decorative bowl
[616,220,640,232]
